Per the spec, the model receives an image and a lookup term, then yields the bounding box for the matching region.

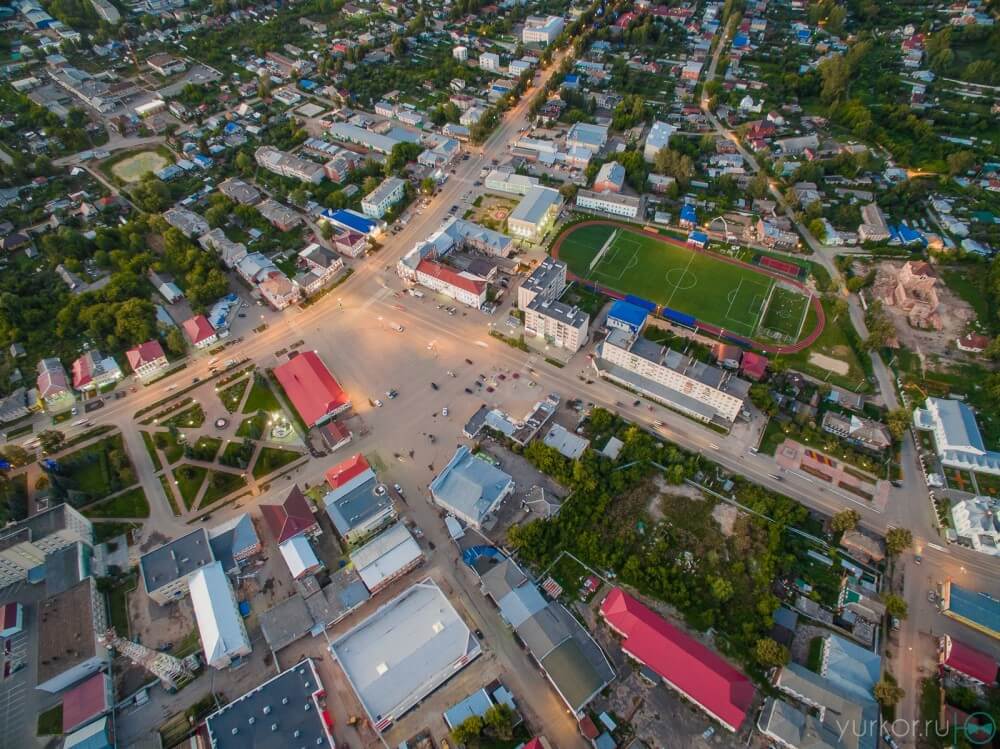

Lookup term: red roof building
[125,340,167,375]
[325,453,371,490]
[600,588,755,731]
[578,715,600,740]
[272,350,350,427]
[260,485,320,544]
[941,635,998,685]
[182,315,217,348]
[415,259,487,304]
[62,672,111,733]
[740,351,768,381]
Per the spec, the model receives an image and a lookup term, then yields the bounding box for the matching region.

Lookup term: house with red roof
[940,634,998,685]
[740,351,768,381]
[260,485,321,545]
[272,350,351,427]
[182,315,218,349]
[325,453,372,490]
[71,350,123,392]
[599,587,755,731]
[62,672,113,733]
[126,340,169,380]
[414,259,487,309]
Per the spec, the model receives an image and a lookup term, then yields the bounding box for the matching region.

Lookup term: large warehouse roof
[272,351,350,427]
[205,658,333,748]
[329,579,481,729]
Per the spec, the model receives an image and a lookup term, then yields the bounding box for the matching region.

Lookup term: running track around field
[550,220,826,355]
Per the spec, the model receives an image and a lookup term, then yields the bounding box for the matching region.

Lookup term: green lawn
[236,412,268,439]
[153,431,184,464]
[140,431,163,471]
[37,704,62,736]
[200,471,247,508]
[219,439,255,469]
[159,475,181,516]
[190,436,222,462]
[172,465,208,510]
[93,521,140,544]
[760,285,811,341]
[242,378,282,414]
[162,403,206,429]
[61,434,134,503]
[106,573,136,635]
[940,267,992,331]
[779,298,870,392]
[556,223,792,339]
[252,446,302,478]
[218,379,249,413]
[84,487,150,518]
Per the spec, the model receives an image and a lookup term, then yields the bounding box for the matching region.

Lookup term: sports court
[554,222,812,342]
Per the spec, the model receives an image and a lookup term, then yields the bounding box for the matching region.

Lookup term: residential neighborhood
[0,0,997,748]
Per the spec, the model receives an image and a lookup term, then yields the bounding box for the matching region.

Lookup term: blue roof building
[733,33,750,49]
[943,581,1000,639]
[687,230,709,248]
[429,446,514,528]
[443,689,493,729]
[606,300,649,334]
[679,203,697,227]
[322,209,378,235]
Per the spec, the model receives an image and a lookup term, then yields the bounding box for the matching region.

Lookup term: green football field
[556,224,809,340]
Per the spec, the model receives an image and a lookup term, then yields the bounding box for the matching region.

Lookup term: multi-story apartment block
[525,297,589,352]
[518,256,567,310]
[595,329,749,425]
[0,504,93,589]
[361,177,406,219]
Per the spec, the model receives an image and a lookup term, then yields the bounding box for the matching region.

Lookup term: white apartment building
[479,52,500,71]
[595,329,749,425]
[361,177,406,219]
[453,45,468,61]
[522,15,564,44]
[508,186,563,242]
[644,120,677,162]
[485,170,539,196]
[950,497,1000,556]
[518,256,567,310]
[0,505,93,589]
[254,146,326,184]
[525,297,589,352]
[576,189,642,219]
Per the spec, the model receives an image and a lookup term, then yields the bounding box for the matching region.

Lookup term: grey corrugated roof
[139,528,213,593]
[429,446,513,523]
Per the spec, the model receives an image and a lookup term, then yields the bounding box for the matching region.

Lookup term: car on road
[474,628,484,640]
[393,483,405,497]
[914,555,922,565]
[386,389,398,399]
[465,358,473,364]
[374,399,383,408]
[442,407,449,416]
[430,382,439,390]
[702,728,715,740]
[465,387,474,394]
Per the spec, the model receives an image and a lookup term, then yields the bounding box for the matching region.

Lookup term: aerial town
[0,0,997,748]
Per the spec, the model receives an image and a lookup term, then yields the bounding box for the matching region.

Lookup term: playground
[552,221,819,347]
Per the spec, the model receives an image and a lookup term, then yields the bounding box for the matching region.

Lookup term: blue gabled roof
[322,209,376,235]
[688,230,709,245]
[608,300,649,328]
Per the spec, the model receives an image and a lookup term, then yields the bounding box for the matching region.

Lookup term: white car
[442,407,449,417]
[374,399,383,408]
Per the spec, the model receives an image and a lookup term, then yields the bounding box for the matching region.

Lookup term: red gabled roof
[260,485,318,544]
[741,351,768,380]
[325,453,370,489]
[945,637,998,684]
[416,259,486,297]
[600,588,755,731]
[62,672,109,732]
[126,340,166,370]
[273,350,350,427]
[182,315,215,344]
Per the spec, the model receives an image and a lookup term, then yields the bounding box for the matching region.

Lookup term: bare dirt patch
[808,351,850,375]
